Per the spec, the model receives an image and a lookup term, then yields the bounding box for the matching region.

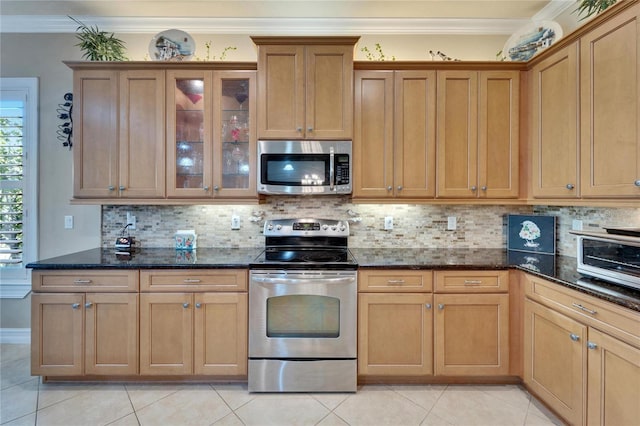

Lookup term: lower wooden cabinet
[434,293,510,376]
[31,292,138,376]
[587,328,640,426]
[140,292,248,376]
[524,299,587,425]
[358,293,434,376]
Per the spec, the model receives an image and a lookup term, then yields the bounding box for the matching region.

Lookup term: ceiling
[0,0,575,34]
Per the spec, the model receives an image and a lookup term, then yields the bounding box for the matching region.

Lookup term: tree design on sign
[519,220,542,248]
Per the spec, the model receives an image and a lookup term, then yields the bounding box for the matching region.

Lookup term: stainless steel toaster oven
[576,233,640,290]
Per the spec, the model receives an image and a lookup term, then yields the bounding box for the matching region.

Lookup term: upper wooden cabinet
[436,70,520,199]
[580,3,640,198]
[73,69,165,199]
[353,70,437,199]
[253,37,358,139]
[166,70,257,199]
[530,42,580,198]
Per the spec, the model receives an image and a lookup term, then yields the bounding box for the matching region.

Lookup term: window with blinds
[0,78,38,297]
[0,98,25,267]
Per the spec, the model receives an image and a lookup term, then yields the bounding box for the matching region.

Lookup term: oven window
[582,240,640,277]
[261,154,329,186]
[266,295,340,338]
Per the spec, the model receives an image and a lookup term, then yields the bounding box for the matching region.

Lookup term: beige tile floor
[1,344,564,426]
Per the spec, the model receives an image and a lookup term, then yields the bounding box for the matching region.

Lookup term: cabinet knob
[587,341,598,350]
[85,302,93,308]
[635,180,640,187]
[195,303,202,308]
[108,185,115,191]
[71,303,80,309]
[397,185,403,191]
[387,186,393,191]
[425,303,432,309]
[307,127,313,132]
[566,183,575,190]
[569,333,580,342]
[481,186,487,191]
[213,185,219,191]
[438,304,445,310]
[183,303,190,309]
[470,186,477,191]
[119,185,126,191]
[296,127,303,132]
[203,186,209,191]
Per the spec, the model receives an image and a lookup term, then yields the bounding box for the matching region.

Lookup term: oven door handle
[251,275,355,285]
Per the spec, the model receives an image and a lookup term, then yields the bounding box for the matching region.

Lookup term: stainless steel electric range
[248,218,358,392]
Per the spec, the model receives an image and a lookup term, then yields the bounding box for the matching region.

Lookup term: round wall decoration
[503,21,563,61]
[149,29,195,61]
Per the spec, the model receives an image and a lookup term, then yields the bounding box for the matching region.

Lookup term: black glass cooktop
[251,247,358,270]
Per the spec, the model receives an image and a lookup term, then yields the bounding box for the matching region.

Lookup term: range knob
[276,224,283,230]
[331,226,337,231]
[267,224,274,231]
[322,224,329,230]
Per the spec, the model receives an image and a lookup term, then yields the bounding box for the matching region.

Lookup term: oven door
[249,270,357,359]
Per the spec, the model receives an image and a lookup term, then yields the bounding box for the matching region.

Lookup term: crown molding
[532,0,575,21]
[0,15,534,35]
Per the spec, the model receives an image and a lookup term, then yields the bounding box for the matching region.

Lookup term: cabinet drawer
[32,270,139,292]
[434,270,509,293]
[140,269,248,292]
[524,274,640,348]
[358,270,432,292]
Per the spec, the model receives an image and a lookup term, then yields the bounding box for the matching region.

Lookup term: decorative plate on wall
[503,21,563,61]
[149,29,195,61]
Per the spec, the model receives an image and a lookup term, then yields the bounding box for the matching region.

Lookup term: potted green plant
[70,16,127,61]
[576,0,617,20]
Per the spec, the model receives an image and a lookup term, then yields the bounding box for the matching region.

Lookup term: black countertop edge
[27,248,640,312]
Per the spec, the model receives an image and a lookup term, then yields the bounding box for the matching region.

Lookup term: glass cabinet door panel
[167,72,213,197]
[213,71,257,198]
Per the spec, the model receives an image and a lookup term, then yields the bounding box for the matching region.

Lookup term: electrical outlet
[231,215,241,230]
[64,215,73,229]
[384,216,394,230]
[447,216,457,231]
[126,212,136,230]
[572,219,583,231]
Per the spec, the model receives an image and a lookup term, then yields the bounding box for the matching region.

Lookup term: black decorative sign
[507,214,556,254]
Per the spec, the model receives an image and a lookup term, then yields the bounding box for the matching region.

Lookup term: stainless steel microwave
[577,233,640,290]
[257,140,352,195]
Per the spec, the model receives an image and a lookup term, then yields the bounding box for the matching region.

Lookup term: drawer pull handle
[464,280,482,285]
[570,333,580,342]
[74,279,91,284]
[587,341,598,350]
[183,279,202,283]
[572,303,597,315]
[387,280,406,285]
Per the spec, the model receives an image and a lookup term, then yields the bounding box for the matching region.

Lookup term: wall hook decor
[57,92,73,149]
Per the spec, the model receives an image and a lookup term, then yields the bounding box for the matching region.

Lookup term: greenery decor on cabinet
[70,16,127,61]
[576,0,617,19]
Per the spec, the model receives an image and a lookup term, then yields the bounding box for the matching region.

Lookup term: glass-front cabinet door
[167,69,256,199]
[167,70,213,197]
[213,70,256,198]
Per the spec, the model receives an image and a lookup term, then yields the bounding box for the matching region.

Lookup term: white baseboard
[0,328,31,344]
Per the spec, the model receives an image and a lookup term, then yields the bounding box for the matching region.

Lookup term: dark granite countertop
[27,247,640,312]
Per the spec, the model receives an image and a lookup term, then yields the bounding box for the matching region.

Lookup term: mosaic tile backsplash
[102,198,640,257]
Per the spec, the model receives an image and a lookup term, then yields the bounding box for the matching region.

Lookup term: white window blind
[0,78,38,298]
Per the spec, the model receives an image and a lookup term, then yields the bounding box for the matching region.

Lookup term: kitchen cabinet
[436,70,519,199]
[31,270,139,376]
[523,273,640,425]
[530,42,580,198]
[253,37,358,139]
[580,3,640,198]
[166,70,257,198]
[434,271,510,376]
[353,70,437,199]
[72,69,165,198]
[357,270,433,376]
[139,269,248,376]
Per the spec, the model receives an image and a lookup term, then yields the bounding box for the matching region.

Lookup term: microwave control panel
[335,154,350,185]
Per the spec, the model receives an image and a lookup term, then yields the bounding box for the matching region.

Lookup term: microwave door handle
[329,147,335,191]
